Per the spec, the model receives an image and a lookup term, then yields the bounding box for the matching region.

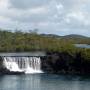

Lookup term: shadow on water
[40,74,90,81]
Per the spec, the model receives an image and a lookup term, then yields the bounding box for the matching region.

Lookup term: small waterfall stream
[3,57,43,74]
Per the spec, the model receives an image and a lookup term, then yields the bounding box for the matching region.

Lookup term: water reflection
[0,74,90,90]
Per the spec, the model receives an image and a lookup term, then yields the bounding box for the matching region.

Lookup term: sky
[0,0,90,36]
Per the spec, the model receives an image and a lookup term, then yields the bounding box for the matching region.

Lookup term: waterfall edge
[1,56,43,74]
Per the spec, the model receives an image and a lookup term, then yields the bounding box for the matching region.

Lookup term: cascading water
[2,56,43,74]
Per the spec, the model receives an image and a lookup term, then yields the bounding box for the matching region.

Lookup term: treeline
[0,30,75,52]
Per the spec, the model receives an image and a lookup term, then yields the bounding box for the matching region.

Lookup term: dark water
[0,74,90,90]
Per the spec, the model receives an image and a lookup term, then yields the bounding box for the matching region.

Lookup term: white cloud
[0,0,90,36]
[28,7,48,15]
[65,11,90,26]
[0,0,10,9]
[0,16,10,22]
[67,12,84,21]
[56,3,63,10]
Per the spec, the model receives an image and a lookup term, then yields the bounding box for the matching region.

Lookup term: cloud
[0,0,9,9]
[64,11,90,26]
[0,0,90,36]
[10,0,51,9]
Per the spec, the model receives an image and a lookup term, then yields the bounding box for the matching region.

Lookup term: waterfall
[2,56,43,74]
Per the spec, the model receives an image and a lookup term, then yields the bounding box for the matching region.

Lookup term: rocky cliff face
[0,57,9,74]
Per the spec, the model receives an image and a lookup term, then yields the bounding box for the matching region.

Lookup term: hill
[61,34,89,39]
[40,34,89,39]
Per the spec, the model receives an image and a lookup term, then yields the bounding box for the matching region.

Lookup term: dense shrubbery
[42,49,90,74]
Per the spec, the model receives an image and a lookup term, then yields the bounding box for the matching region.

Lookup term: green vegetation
[0,29,90,74]
[0,29,89,53]
[0,30,71,52]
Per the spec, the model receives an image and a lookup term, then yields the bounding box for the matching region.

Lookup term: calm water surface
[0,74,90,90]
[75,44,90,49]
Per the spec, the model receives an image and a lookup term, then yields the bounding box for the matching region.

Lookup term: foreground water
[0,74,90,90]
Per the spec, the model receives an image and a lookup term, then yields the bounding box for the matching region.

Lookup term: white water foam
[3,57,43,74]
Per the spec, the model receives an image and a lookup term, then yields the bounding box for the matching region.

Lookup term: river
[0,74,90,90]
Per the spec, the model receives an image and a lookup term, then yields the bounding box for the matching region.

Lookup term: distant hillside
[61,34,89,39]
[40,34,90,44]
[40,34,89,39]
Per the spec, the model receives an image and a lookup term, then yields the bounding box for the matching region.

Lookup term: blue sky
[0,0,90,36]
